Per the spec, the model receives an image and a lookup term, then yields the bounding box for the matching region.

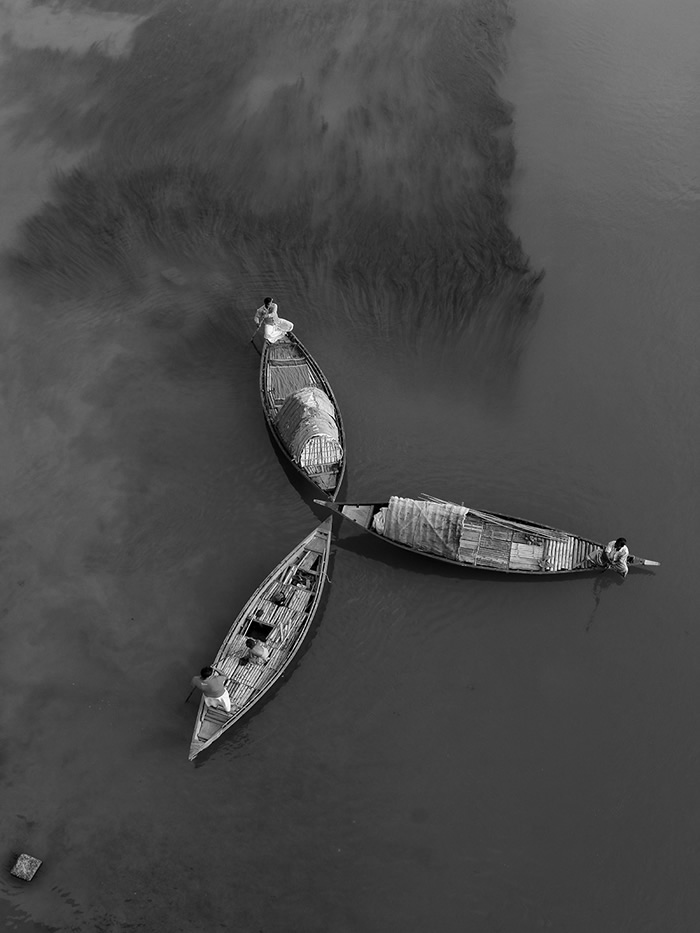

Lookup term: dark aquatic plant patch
[5,0,542,359]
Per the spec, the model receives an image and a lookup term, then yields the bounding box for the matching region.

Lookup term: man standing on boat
[588,538,630,578]
[254,297,294,344]
[191,666,232,713]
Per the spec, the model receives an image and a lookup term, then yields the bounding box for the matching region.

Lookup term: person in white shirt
[254,297,293,343]
[588,537,629,578]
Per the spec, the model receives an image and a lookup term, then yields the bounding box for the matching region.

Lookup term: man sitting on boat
[240,638,270,666]
[254,297,294,344]
[587,537,630,578]
[191,666,231,712]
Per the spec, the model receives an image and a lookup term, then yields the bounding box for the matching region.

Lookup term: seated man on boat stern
[191,666,232,713]
[254,297,294,344]
[588,537,630,578]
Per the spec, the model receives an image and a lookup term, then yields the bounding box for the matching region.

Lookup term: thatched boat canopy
[275,386,343,468]
[373,496,468,559]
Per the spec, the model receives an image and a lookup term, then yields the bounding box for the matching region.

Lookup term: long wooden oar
[250,322,263,347]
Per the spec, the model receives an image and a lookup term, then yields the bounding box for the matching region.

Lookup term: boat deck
[458,519,593,572]
[339,504,375,528]
[263,337,342,492]
[265,339,320,415]
[339,503,594,573]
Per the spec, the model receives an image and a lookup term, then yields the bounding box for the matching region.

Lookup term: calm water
[1,1,699,931]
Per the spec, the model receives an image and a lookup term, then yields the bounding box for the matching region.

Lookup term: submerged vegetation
[5,0,542,352]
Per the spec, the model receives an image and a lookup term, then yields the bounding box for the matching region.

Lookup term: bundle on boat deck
[373,497,469,560]
[372,496,573,570]
[275,386,343,471]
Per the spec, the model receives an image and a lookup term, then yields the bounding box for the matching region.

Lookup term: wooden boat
[259,332,346,499]
[314,495,660,575]
[189,518,333,759]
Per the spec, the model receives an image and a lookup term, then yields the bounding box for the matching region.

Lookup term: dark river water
[1,1,699,931]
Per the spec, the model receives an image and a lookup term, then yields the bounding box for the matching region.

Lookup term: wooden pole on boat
[250,322,263,350]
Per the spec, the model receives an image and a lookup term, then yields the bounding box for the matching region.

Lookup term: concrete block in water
[10,853,42,880]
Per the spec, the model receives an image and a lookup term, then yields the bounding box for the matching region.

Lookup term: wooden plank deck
[509,540,545,571]
[341,504,375,528]
[459,514,597,573]
[543,536,577,570]
[267,362,317,403]
[267,341,305,362]
[476,545,510,570]
[458,515,518,570]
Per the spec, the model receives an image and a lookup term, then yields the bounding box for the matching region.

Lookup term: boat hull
[189,518,333,759]
[315,498,659,575]
[259,333,346,500]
